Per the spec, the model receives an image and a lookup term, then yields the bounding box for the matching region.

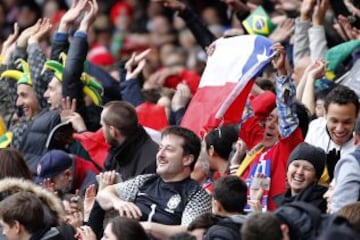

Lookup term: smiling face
[16,84,40,120]
[326,102,357,146]
[287,160,317,196]
[156,134,192,182]
[43,77,62,110]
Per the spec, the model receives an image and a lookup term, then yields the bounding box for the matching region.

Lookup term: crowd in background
[0,0,359,239]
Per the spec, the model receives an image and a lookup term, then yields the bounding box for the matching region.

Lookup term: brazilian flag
[242,6,276,36]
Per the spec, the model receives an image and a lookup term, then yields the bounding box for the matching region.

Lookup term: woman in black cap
[272,142,328,212]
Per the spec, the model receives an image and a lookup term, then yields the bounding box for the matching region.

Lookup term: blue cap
[35,150,73,183]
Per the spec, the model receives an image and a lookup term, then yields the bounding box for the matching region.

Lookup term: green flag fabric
[242,6,276,36]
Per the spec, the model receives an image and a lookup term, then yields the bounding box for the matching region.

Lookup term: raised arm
[272,43,298,139]
[152,0,216,50]
[301,60,326,116]
[309,0,329,61]
[62,0,98,108]
[50,0,88,61]
[293,0,315,64]
[0,23,20,111]
[27,18,53,109]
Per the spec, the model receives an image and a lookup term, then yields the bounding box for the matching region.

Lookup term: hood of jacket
[0,178,64,224]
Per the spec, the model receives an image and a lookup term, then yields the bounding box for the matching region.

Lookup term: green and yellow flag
[242,6,276,36]
[325,40,360,80]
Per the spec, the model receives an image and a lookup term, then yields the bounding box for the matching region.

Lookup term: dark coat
[104,125,158,180]
[273,184,328,213]
[204,215,246,240]
[20,109,61,174]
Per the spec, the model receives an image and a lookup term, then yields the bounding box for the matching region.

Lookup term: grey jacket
[332,147,360,212]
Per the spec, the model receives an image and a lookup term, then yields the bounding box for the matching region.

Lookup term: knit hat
[35,150,73,183]
[287,142,326,179]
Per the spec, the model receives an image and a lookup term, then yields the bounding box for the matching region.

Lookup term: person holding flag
[235,43,307,212]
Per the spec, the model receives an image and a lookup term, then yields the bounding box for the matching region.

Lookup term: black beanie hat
[287,142,326,179]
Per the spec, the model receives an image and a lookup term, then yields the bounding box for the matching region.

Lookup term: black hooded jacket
[273,184,328,213]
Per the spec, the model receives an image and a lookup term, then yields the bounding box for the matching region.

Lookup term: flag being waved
[181,35,274,137]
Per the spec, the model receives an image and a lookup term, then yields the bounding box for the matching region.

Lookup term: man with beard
[100,101,158,180]
[35,150,99,196]
[97,126,211,240]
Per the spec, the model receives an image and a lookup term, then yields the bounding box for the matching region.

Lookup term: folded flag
[242,6,276,36]
[181,35,274,137]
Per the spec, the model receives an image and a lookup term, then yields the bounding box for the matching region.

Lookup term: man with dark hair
[97,126,211,240]
[306,85,359,183]
[241,212,284,240]
[204,125,239,193]
[204,176,247,240]
[0,191,62,240]
[332,117,360,212]
[100,100,158,179]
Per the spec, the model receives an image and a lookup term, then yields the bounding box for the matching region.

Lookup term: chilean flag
[181,35,274,137]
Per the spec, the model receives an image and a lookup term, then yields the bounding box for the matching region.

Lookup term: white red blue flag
[181,35,274,136]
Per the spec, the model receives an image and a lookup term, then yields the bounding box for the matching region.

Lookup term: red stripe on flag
[181,80,254,137]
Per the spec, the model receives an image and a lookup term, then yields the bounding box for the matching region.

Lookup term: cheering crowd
[0,0,360,239]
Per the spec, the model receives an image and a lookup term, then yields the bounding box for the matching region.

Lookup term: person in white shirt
[305,85,359,183]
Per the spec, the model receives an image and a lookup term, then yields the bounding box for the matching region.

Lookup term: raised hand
[344,0,360,18]
[59,0,88,32]
[271,43,287,76]
[125,48,151,80]
[312,0,329,26]
[78,0,99,33]
[337,15,360,40]
[17,19,42,48]
[220,0,256,13]
[269,18,295,43]
[230,138,247,166]
[1,23,20,64]
[151,0,186,11]
[28,18,52,45]
[67,112,87,132]
[60,97,77,122]
[300,0,316,21]
[83,184,96,222]
[171,82,191,112]
[307,59,326,79]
